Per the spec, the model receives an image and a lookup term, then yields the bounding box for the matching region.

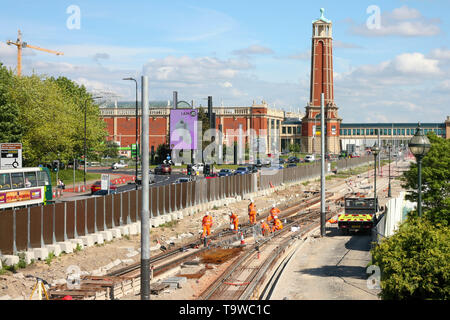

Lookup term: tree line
[0,63,111,166]
[371,132,449,299]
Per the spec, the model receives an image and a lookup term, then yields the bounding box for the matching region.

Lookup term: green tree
[102,140,119,158]
[0,63,23,143]
[401,132,450,226]
[371,218,450,299]
[156,143,170,164]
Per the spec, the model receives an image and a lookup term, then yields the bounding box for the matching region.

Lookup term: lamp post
[408,123,431,217]
[84,96,102,191]
[123,77,139,190]
[388,143,392,197]
[371,143,380,211]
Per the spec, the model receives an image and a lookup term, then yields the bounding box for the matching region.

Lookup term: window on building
[271,119,275,129]
[297,127,301,134]
[352,129,356,135]
[402,129,405,135]
[370,129,374,135]
[375,129,379,135]
[288,127,292,134]
[393,129,396,136]
[388,129,391,135]
[282,127,286,134]
[384,129,387,135]
[340,129,343,135]
[357,129,360,135]
[407,129,410,135]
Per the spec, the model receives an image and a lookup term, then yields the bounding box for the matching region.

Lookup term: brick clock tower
[301,8,341,154]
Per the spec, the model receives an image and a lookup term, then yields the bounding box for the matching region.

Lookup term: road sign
[0,143,22,169]
[101,174,110,191]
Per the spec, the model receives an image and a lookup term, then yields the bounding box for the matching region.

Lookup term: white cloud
[350,5,440,37]
[392,53,440,75]
[232,45,274,56]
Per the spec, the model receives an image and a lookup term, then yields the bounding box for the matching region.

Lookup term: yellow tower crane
[6,29,64,76]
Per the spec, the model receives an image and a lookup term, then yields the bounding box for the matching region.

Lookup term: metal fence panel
[151,186,158,217]
[54,202,65,242]
[129,190,137,223]
[43,204,54,244]
[96,197,105,232]
[86,198,96,234]
[0,210,14,255]
[15,208,28,252]
[113,194,121,226]
[105,194,114,228]
[30,206,43,248]
[65,201,75,240]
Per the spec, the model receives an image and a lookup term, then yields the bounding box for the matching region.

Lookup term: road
[268,225,380,300]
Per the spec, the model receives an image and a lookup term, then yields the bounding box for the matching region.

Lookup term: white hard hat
[229,212,233,216]
[250,198,254,202]
[272,204,276,208]
[206,211,210,215]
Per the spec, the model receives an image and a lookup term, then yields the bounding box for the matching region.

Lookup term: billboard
[170,109,198,150]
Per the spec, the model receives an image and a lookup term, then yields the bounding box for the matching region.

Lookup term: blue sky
[1,0,449,122]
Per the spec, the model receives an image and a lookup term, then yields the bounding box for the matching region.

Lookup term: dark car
[234,167,249,175]
[218,169,233,177]
[278,158,286,165]
[92,189,118,196]
[287,163,297,168]
[246,165,258,173]
[288,156,300,163]
[90,181,117,194]
[154,164,172,175]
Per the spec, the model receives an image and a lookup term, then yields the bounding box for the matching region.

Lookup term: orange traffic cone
[240,232,245,245]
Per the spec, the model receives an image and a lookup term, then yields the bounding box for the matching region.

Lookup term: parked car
[92,189,118,196]
[245,165,258,173]
[350,153,360,158]
[176,177,192,183]
[288,156,300,163]
[111,161,128,170]
[154,164,171,175]
[287,163,297,168]
[218,169,233,177]
[136,171,156,184]
[90,181,117,194]
[234,167,249,175]
[304,154,315,163]
[205,173,219,179]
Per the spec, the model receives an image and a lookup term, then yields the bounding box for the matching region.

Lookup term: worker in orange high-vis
[267,204,280,223]
[202,211,213,239]
[248,198,257,224]
[260,220,271,236]
[229,211,239,233]
[271,218,283,232]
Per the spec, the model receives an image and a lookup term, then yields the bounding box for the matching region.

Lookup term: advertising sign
[0,189,42,204]
[170,109,198,150]
[0,143,22,169]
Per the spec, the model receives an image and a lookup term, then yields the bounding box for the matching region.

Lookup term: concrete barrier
[58,241,74,254]
[80,235,95,247]
[1,255,19,266]
[32,248,49,261]
[46,244,62,257]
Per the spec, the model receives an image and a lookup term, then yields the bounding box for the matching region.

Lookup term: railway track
[47,190,346,300]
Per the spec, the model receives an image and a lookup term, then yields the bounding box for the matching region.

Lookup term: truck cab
[338,197,378,234]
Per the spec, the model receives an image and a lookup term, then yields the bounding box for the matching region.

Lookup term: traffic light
[204,164,211,175]
[52,160,60,172]
[187,164,192,176]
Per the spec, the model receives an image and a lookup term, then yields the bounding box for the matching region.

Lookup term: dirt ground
[0,160,409,300]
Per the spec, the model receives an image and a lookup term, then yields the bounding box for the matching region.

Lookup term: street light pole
[408,123,431,218]
[84,96,102,191]
[123,77,139,190]
[372,143,380,211]
[388,143,392,197]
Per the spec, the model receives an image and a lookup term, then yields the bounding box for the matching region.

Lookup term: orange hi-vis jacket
[261,221,270,234]
[230,213,238,225]
[248,202,256,215]
[272,218,283,231]
[202,215,213,227]
[267,207,280,223]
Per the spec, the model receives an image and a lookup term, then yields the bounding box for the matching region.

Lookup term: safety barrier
[0,157,372,256]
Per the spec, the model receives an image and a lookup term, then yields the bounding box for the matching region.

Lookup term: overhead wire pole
[320,93,326,237]
[140,76,150,300]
